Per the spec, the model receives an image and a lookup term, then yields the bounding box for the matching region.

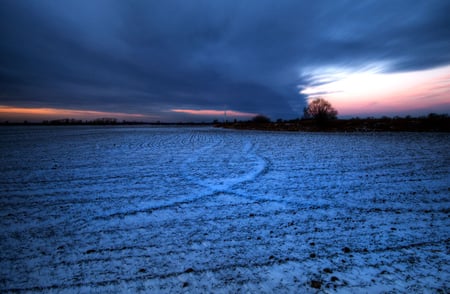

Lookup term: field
[0,126,449,293]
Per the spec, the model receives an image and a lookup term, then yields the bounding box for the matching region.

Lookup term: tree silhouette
[304,98,338,123]
[252,114,271,124]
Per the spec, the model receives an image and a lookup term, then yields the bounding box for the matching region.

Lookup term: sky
[0,0,449,122]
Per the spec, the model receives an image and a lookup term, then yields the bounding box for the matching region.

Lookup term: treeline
[44,118,119,125]
[1,114,448,132]
[0,118,123,125]
[220,113,450,132]
[0,118,213,126]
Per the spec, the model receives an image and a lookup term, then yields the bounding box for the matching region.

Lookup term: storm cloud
[1,0,449,120]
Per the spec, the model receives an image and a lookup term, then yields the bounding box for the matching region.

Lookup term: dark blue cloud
[0,0,449,120]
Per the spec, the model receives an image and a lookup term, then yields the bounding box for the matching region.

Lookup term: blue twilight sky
[0,0,449,122]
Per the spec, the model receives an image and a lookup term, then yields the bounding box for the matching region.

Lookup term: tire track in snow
[182,138,268,197]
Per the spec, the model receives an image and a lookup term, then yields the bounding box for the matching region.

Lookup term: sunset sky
[1,0,449,122]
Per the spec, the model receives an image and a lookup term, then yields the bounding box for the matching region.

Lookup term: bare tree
[304,98,338,122]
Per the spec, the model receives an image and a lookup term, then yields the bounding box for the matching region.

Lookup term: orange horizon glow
[171,109,257,117]
[301,65,450,116]
[0,105,150,122]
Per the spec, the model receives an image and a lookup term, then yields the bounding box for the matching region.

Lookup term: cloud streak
[171,109,256,118]
[0,105,150,121]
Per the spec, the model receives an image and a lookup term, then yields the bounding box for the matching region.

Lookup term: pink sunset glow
[171,109,257,118]
[301,65,450,117]
[0,106,151,122]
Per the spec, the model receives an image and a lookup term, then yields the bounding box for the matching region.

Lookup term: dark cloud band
[1,0,449,120]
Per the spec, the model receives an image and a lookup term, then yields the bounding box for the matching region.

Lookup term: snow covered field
[0,126,449,293]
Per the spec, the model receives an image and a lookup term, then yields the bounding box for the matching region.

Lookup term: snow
[0,126,449,293]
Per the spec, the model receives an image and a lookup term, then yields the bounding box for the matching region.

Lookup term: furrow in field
[2,238,448,293]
